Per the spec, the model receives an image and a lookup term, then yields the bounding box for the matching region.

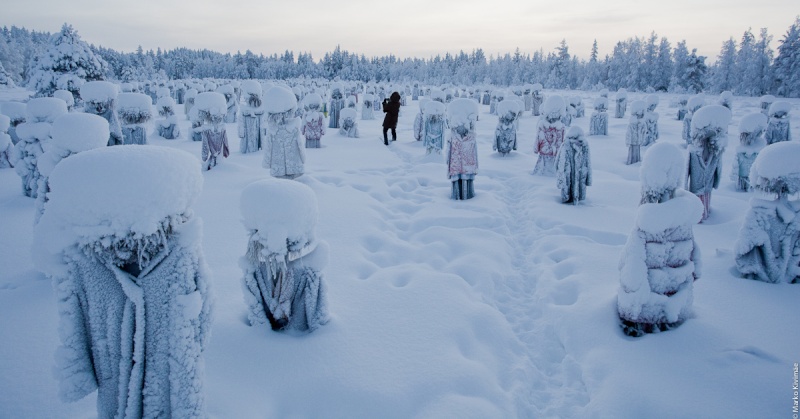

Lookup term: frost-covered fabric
[533,96,566,176]
[764,101,792,145]
[412,101,426,142]
[759,94,775,117]
[422,100,446,154]
[618,190,703,332]
[676,96,688,121]
[687,105,730,220]
[494,113,517,156]
[301,110,325,149]
[735,198,800,284]
[589,110,608,136]
[531,85,543,116]
[239,179,329,331]
[644,96,660,147]
[328,86,344,129]
[217,85,238,123]
[155,97,180,140]
[446,99,479,200]
[0,115,12,169]
[614,89,628,118]
[731,113,768,192]
[681,96,705,146]
[82,81,123,146]
[338,108,360,138]
[625,102,647,165]
[556,127,591,204]
[239,85,265,154]
[264,117,304,179]
[361,93,375,120]
[201,128,230,171]
[34,146,211,418]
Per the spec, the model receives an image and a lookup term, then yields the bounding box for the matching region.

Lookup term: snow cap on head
[195,92,227,116]
[566,125,584,140]
[532,83,543,91]
[749,142,800,195]
[53,90,75,107]
[691,105,731,139]
[616,88,627,98]
[185,88,198,99]
[157,95,176,110]
[116,93,153,114]
[216,84,234,95]
[542,95,565,117]
[263,86,297,114]
[720,91,732,101]
[34,145,203,274]
[423,100,446,116]
[241,80,262,97]
[302,92,323,108]
[156,87,170,98]
[1,101,27,122]
[640,142,684,194]
[593,97,608,109]
[687,95,704,112]
[738,112,768,133]
[429,89,445,102]
[497,99,522,116]
[447,98,479,127]
[768,101,792,117]
[339,107,357,120]
[50,113,109,153]
[80,80,118,103]
[645,94,659,108]
[26,97,68,123]
[240,178,319,253]
[629,100,646,116]
[759,94,775,104]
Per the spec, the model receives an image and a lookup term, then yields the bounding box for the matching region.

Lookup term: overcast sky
[2,0,798,62]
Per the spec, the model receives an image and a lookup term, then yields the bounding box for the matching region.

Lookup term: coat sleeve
[53,267,99,402]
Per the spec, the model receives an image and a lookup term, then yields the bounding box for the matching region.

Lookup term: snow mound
[195,92,227,115]
[738,112,768,133]
[616,89,628,98]
[423,100,446,116]
[241,80,262,97]
[542,95,565,116]
[497,99,522,116]
[593,97,608,109]
[429,89,445,102]
[216,84,234,95]
[26,97,68,123]
[1,101,26,122]
[302,93,323,108]
[80,81,118,103]
[446,98,479,127]
[34,145,203,274]
[691,105,731,134]
[640,142,685,193]
[566,125,584,139]
[156,96,177,111]
[340,107,357,120]
[759,94,775,104]
[768,101,791,117]
[629,100,646,115]
[50,113,109,153]
[116,93,153,122]
[749,142,800,194]
[240,178,318,253]
[687,95,705,111]
[53,90,74,108]
[263,86,297,114]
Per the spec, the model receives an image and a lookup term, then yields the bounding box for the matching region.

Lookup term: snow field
[0,85,799,417]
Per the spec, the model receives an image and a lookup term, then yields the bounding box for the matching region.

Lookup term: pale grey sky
[2,0,798,62]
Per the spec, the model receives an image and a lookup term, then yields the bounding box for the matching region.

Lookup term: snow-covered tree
[27,24,108,100]
[773,17,800,97]
[711,38,738,93]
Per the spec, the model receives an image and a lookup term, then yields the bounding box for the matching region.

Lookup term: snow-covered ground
[1,86,798,418]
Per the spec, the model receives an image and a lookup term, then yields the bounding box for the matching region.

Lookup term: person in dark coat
[382,92,401,145]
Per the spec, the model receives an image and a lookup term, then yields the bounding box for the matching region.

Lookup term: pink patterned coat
[446,131,478,179]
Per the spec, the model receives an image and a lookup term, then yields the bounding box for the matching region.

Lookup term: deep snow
[0,86,798,418]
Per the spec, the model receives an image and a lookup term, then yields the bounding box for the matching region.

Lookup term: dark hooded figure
[382,91,401,145]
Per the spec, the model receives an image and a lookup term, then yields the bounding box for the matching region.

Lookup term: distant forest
[1,18,799,97]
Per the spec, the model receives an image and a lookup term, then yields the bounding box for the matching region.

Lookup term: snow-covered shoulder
[635,190,704,233]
